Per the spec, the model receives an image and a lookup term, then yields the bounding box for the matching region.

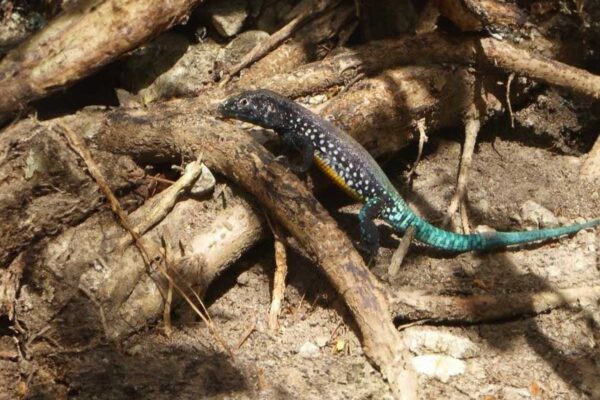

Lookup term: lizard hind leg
[358,197,385,263]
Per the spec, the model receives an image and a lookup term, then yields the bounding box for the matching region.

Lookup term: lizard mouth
[217,99,231,116]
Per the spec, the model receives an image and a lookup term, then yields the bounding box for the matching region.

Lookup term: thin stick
[506,73,515,128]
[388,226,416,279]
[266,217,289,333]
[235,321,257,351]
[146,175,176,184]
[407,119,428,181]
[117,160,204,248]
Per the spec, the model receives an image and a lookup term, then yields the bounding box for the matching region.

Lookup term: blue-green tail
[382,202,599,252]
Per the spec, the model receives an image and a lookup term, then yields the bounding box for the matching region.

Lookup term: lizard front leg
[279,130,314,174]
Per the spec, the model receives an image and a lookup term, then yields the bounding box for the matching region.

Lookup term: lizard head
[218,89,290,131]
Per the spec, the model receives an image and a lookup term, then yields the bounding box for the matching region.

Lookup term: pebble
[210,0,248,37]
[315,335,329,348]
[520,200,559,228]
[298,341,319,358]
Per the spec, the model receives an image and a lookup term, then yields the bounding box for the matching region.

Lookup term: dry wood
[479,38,600,100]
[388,226,415,280]
[117,160,206,248]
[0,0,204,120]
[57,122,146,253]
[406,118,428,181]
[0,117,143,267]
[439,0,526,32]
[12,181,264,341]
[59,122,233,353]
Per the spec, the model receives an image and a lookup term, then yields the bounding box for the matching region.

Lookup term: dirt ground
[2,116,598,399]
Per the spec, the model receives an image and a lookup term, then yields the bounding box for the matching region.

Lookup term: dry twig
[117,160,205,248]
[266,218,289,333]
[388,226,416,280]
[407,119,428,182]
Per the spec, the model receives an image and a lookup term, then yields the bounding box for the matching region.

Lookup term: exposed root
[479,38,600,100]
[390,285,600,323]
[580,134,600,182]
[58,122,234,357]
[443,103,480,233]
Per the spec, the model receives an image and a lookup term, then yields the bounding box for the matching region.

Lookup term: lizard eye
[239,98,249,107]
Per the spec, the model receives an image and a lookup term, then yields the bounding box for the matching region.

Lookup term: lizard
[218,89,600,254]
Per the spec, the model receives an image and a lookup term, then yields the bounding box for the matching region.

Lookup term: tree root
[390,285,600,323]
[0,0,204,120]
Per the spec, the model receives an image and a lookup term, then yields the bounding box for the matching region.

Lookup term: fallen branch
[237,1,354,87]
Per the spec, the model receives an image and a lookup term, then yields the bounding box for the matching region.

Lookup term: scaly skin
[218,89,600,253]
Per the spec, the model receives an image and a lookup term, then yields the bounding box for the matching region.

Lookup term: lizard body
[218,89,599,253]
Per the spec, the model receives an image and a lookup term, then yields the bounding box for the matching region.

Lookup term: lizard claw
[275,155,309,174]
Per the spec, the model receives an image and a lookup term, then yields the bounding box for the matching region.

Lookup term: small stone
[120,33,220,103]
[190,164,216,196]
[315,336,329,348]
[298,341,319,358]
[216,30,269,68]
[128,344,143,356]
[520,200,559,228]
[210,0,248,37]
[404,327,480,358]
[410,354,466,383]
[236,271,251,286]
